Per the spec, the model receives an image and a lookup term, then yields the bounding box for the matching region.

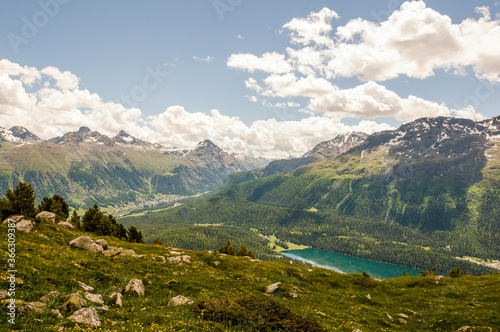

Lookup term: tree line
[0,182,143,243]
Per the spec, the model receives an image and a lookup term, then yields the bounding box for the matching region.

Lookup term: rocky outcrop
[110,292,123,307]
[84,292,104,304]
[95,239,108,250]
[265,282,281,294]
[40,291,60,302]
[58,222,75,231]
[167,255,191,264]
[61,293,87,312]
[102,246,135,257]
[69,307,101,328]
[36,211,56,223]
[69,236,104,253]
[125,279,145,297]
[77,281,94,292]
[3,215,34,233]
[167,295,194,308]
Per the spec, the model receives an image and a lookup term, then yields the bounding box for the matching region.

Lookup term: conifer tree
[6,182,36,217]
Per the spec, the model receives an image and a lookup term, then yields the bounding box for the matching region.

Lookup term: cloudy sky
[1,1,499,158]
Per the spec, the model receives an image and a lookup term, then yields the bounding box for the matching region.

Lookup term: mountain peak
[303,131,369,159]
[78,126,92,134]
[0,126,41,145]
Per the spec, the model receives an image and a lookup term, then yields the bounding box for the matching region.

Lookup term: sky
[0,0,500,159]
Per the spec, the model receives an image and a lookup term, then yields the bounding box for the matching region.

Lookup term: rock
[0,290,8,299]
[15,219,34,232]
[69,307,101,328]
[77,281,94,292]
[398,318,408,325]
[398,313,409,318]
[3,215,24,223]
[456,327,470,332]
[167,295,194,308]
[36,211,57,223]
[40,291,60,302]
[290,292,298,298]
[84,292,104,304]
[95,239,108,250]
[61,293,87,312]
[353,330,363,332]
[51,309,63,318]
[98,305,109,311]
[125,279,145,297]
[435,276,445,281]
[317,311,326,316]
[387,314,393,320]
[132,254,144,258]
[213,261,220,266]
[169,251,182,256]
[181,255,191,263]
[156,255,166,263]
[265,282,281,294]
[69,236,104,253]
[17,301,46,313]
[110,292,123,307]
[366,294,372,300]
[58,222,75,231]
[102,246,136,257]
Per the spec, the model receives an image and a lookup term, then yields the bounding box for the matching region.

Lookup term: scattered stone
[290,292,298,298]
[156,255,166,263]
[408,309,417,315]
[69,307,101,328]
[166,279,178,285]
[353,330,362,332]
[207,250,213,254]
[387,314,393,320]
[102,246,136,257]
[18,301,46,313]
[0,290,8,299]
[74,263,81,268]
[292,286,302,293]
[58,222,75,231]
[435,276,445,281]
[15,219,34,232]
[95,239,108,249]
[38,233,49,239]
[132,254,144,258]
[169,251,182,256]
[307,269,313,272]
[456,327,471,332]
[51,309,63,318]
[167,295,194,308]
[84,292,104,304]
[36,211,57,223]
[61,293,87,312]
[109,292,123,307]
[317,311,326,317]
[77,281,94,292]
[213,261,220,266]
[167,255,191,264]
[398,318,408,325]
[140,307,146,311]
[40,291,60,302]
[172,272,179,276]
[265,282,281,294]
[366,294,372,300]
[125,279,145,297]
[69,236,104,253]
[398,313,409,318]
[98,305,109,311]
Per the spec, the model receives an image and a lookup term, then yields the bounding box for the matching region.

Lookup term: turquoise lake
[280,248,421,278]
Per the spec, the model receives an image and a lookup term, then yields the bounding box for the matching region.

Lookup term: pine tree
[70,210,81,229]
[153,238,163,246]
[219,240,235,255]
[6,182,36,217]
[82,204,103,233]
[403,269,409,276]
[127,226,144,243]
[237,244,255,258]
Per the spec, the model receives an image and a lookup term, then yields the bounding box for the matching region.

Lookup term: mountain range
[121,115,500,275]
[0,126,250,208]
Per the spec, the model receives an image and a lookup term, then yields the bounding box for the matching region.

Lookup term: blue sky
[1,1,500,158]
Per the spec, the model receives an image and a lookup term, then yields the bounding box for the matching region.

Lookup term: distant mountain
[303,132,368,159]
[230,153,271,171]
[0,127,245,209]
[0,126,42,145]
[226,132,368,186]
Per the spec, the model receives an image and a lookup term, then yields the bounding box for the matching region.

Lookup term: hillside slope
[1,217,499,331]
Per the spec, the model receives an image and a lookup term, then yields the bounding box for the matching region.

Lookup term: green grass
[0,219,499,331]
